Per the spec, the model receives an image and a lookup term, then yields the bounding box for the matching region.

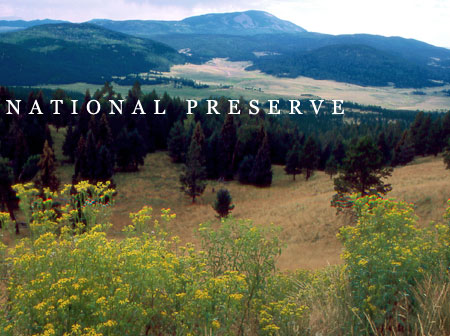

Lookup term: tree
[303,136,319,180]
[116,128,146,172]
[167,121,187,163]
[212,188,235,218]
[392,131,415,166]
[219,114,237,180]
[180,123,207,202]
[444,139,450,169]
[249,133,272,186]
[325,155,338,179]
[238,155,255,184]
[332,136,392,211]
[285,142,302,181]
[37,140,60,191]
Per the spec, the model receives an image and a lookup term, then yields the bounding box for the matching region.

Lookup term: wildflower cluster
[0,182,307,336]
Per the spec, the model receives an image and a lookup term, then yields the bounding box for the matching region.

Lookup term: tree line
[1,83,450,220]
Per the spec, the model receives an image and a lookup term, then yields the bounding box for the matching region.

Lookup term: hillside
[0,23,185,85]
[49,123,450,270]
[1,11,450,87]
[90,10,306,37]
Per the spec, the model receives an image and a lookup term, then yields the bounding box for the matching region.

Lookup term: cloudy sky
[1,0,449,48]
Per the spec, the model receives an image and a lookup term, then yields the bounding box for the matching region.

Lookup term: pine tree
[238,155,255,184]
[444,139,450,169]
[180,123,207,202]
[285,142,302,180]
[303,136,319,180]
[392,131,415,166]
[334,136,392,196]
[212,188,235,218]
[332,136,392,212]
[37,140,60,191]
[249,133,272,186]
[168,121,187,163]
[116,128,146,172]
[219,114,237,179]
[74,136,87,181]
[63,124,77,162]
[325,155,338,179]
[0,157,17,233]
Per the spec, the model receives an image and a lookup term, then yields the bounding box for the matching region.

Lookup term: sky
[0,0,449,48]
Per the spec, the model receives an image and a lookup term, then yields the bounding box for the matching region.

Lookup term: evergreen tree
[95,145,114,182]
[392,131,415,166]
[37,140,60,191]
[167,121,187,163]
[74,137,87,181]
[333,136,392,197]
[249,133,272,186]
[180,123,207,202]
[285,141,302,181]
[377,132,391,165]
[303,136,319,180]
[116,128,146,172]
[219,114,237,179]
[444,139,450,169]
[212,188,235,218]
[325,155,338,179]
[19,154,40,182]
[0,157,18,233]
[238,155,255,184]
[63,124,77,162]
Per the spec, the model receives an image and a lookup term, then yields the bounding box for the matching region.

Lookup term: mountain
[90,10,306,37]
[0,19,67,32]
[0,23,184,85]
[1,11,450,88]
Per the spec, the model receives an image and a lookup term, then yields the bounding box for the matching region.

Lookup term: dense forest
[1,82,450,219]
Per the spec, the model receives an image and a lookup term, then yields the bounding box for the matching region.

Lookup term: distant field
[36,58,450,111]
[51,128,450,271]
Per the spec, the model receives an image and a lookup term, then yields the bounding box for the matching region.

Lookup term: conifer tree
[74,136,87,181]
[116,128,146,172]
[392,131,415,166]
[37,140,59,191]
[0,157,18,233]
[168,121,187,163]
[333,136,392,204]
[285,141,302,181]
[63,124,77,162]
[250,133,272,186]
[444,139,450,170]
[180,122,207,202]
[303,136,319,180]
[238,155,255,184]
[325,155,338,179]
[212,188,235,218]
[219,114,237,179]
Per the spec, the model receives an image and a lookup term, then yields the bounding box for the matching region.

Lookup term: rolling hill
[90,10,306,37]
[0,23,185,85]
[1,11,450,87]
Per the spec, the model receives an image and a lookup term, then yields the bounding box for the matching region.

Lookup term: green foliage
[249,133,272,186]
[284,142,302,181]
[0,184,308,336]
[302,136,319,180]
[180,122,207,202]
[0,23,184,85]
[338,195,436,332]
[219,114,237,180]
[212,188,235,218]
[332,137,392,211]
[167,120,187,163]
[0,157,14,211]
[36,140,59,191]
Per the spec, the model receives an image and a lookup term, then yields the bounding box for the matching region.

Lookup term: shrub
[212,188,235,218]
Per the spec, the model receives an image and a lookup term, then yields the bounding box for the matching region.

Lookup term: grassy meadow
[50,126,450,271]
[35,58,450,112]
